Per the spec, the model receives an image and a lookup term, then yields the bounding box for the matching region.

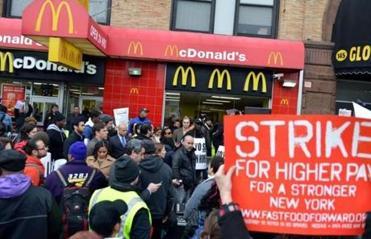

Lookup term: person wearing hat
[89,155,152,239]
[89,200,128,237]
[139,139,174,239]
[44,142,107,204]
[0,149,62,239]
[47,112,67,161]
[128,107,152,135]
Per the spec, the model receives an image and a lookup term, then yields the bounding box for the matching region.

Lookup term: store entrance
[79,96,103,113]
[164,91,270,122]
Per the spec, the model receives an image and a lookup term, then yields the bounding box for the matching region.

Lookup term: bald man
[172,135,197,195]
[109,123,130,158]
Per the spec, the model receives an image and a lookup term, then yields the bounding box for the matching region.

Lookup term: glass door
[79,96,103,113]
[31,97,61,126]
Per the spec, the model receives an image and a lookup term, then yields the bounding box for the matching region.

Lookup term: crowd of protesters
[0,102,370,239]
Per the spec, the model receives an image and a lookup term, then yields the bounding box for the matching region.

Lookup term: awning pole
[297,70,304,115]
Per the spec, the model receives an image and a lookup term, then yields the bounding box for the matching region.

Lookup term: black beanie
[89,200,128,237]
[0,150,27,171]
[110,155,139,185]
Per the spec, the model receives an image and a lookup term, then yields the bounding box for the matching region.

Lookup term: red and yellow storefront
[1,0,304,127]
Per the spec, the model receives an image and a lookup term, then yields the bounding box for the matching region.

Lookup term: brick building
[1,0,369,123]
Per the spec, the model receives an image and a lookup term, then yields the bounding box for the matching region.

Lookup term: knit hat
[110,155,139,185]
[68,142,87,161]
[142,139,155,155]
[0,149,27,171]
[89,200,128,237]
[54,112,66,122]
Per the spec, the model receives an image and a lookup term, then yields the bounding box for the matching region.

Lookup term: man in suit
[109,122,129,158]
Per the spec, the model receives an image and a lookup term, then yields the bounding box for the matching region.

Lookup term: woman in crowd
[86,141,115,178]
[154,143,167,159]
[14,123,37,153]
[152,127,162,143]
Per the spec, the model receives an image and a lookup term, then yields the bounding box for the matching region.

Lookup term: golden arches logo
[164,45,179,57]
[208,69,231,90]
[130,88,139,95]
[0,52,14,73]
[172,66,196,88]
[267,51,283,66]
[280,98,289,105]
[127,41,143,55]
[243,72,267,93]
[35,0,74,34]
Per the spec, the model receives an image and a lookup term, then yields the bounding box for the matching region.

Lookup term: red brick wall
[271,72,300,114]
[103,60,165,126]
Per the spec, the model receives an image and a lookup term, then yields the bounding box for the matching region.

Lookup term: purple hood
[0,173,31,199]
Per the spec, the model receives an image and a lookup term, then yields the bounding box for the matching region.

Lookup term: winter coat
[139,155,174,220]
[172,147,197,191]
[86,155,115,178]
[128,116,152,134]
[0,173,62,239]
[24,155,45,186]
[44,159,107,204]
[47,124,67,160]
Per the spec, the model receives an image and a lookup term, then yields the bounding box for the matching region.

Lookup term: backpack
[55,169,97,238]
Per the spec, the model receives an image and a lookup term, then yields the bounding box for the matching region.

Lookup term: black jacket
[218,210,251,239]
[47,124,67,160]
[0,185,62,239]
[139,155,174,220]
[109,135,129,158]
[171,147,197,190]
[63,131,84,158]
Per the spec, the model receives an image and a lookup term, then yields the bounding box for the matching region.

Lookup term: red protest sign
[224,115,371,236]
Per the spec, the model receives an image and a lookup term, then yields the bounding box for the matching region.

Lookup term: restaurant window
[171,0,215,33]
[234,0,279,38]
[4,0,111,24]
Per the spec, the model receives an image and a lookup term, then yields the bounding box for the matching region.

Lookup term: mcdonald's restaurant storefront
[102,28,305,126]
[7,0,305,127]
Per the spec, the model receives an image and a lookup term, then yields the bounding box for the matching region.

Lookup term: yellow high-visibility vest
[89,187,152,239]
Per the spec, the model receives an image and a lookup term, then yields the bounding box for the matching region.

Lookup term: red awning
[105,27,304,70]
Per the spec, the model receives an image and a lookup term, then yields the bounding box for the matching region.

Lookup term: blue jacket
[128,116,152,134]
[44,160,107,204]
[0,111,12,132]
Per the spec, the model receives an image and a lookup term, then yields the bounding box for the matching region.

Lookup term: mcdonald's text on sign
[267,51,284,66]
[130,88,139,95]
[128,41,143,55]
[35,0,74,34]
[244,72,267,93]
[224,115,371,236]
[0,51,14,73]
[172,66,196,88]
[48,37,82,70]
[208,69,231,90]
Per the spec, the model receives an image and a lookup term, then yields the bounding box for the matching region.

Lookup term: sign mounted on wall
[224,115,371,236]
[48,37,82,70]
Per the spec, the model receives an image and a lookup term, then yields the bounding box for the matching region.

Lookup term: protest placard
[113,107,129,126]
[224,115,371,235]
[194,137,207,170]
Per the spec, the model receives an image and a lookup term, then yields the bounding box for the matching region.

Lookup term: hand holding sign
[215,164,236,205]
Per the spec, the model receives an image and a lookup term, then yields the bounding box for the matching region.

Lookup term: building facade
[1,0,369,126]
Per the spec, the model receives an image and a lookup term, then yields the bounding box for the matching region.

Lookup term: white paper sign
[352,102,371,119]
[194,137,207,170]
[113,107,129,126]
